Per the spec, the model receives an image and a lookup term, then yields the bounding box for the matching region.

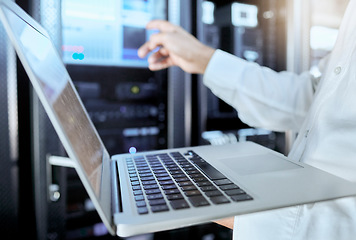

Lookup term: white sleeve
[203,50,315,132]
[233,197,356,240]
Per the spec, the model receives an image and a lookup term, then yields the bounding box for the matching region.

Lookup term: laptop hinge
[111,160,123,214]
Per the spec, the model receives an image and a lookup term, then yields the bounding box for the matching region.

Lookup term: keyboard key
[127,167,136,171]
[152,167,166,172]
[177,181,194,187]
[137,207,149,215]
[159,180,175,185]
[200,186,218,192]
[174,177,190,182]
[181,185,198,191]
[170,152,182,156]
[149,199,166,206]
[186,170,201,175]
[231,194,253,202]
[140,176,155,181]
[143,184,159,190]
[225,189,246,196]
[184,190,202,197]
[142,180,157,186]
[136,201,147,208]
[196,181,213,187]
[167,167,181,172]
[188,153,226,180]
[161,185,178,190]
[137,165,149,170]
[165,163,178,167]
[140,173,153,177]
[188,196,210,207]
[164,189,180,195]
[180,164,193,169]
[213,179,233,186]
[182,167,196,171]
[156,173,170,177]
[192,177,208,182]
[166,193,184,201]
[220,184,240,191]
[170,199,190,210]
[145,189,161,195]
[133,190,143,196]
[210,195,230,205]
[135,195,145,201]
[131,181,140,186]
[151,205,169,213]
[171,174,186,179]
[204,190,223,197]
[157,176,172,181]
[132,185,141,191]
[130,177,139,182]
[189,173,204,178]
[147,194,164,200]
[150,163,163,167]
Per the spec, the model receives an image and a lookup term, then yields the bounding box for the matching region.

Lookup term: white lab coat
[203,0,356,239]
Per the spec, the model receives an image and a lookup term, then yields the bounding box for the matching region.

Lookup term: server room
[0,0,353,239]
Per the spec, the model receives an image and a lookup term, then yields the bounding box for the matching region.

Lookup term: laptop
[1,0,356,237]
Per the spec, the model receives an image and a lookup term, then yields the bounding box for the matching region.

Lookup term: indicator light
[129,147,137,154]
[131,86,140,94]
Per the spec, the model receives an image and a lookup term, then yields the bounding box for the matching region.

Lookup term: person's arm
[139,20,316,132]
[203,50,316,132]
[138,20,215,74]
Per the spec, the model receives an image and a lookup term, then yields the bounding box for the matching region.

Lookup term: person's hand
[213,217,234,229]
[138,20,215,74]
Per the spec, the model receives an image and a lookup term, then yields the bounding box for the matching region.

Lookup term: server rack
[0,9,19,238]
[28,0,68,239]
[195,0,287,153]
[26,0,193,239]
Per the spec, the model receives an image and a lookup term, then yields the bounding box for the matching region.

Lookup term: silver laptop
[2,0,356,237]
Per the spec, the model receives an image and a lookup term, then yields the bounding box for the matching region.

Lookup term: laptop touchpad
[220,153,302,176]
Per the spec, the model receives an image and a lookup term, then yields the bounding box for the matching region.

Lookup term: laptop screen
[0,3,108,197]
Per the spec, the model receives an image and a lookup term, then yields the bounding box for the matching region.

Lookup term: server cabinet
[27,0,68,239]
[0,10,19,238]
[195,0,287,152]
[27,0,192,239]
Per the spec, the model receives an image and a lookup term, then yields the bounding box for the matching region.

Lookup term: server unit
[196,0,287,151]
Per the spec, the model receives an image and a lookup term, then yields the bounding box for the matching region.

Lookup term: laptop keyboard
[125,151,253,215]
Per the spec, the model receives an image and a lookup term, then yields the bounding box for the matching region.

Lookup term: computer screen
[61,0,167,67]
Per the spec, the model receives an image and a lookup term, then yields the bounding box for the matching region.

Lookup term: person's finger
[149,60,171,71]
[147,49,168,64]
[137,41,151,58]
[146,19,177,32]
[147,50,173,71]
[137,32,166,58]
[158,47,170,56]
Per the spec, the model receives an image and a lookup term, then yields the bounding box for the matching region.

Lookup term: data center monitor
[61,0,167,67]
